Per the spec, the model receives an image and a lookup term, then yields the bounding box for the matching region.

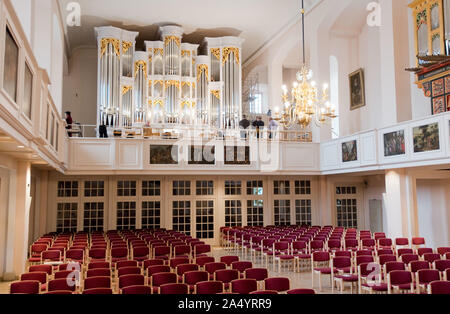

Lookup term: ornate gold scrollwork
[148,80,152,87]
[180,100,190,109]
[190,101,196,108]
[181,81,192,88]
[211,90,221,100]
[134,60,147,77]
[197,65,209,82]
[222,47,240,65]
[164,36,181,47]
[164,80,180,90]
[148,55,153,65]
[211,48,221,60]
[154,48,164,56]
[154,80,163,86]
[181,50,191,57]
[122,85,132,95]
[153,99,164,107]
[122,41,132,54]
[100,38,121,58]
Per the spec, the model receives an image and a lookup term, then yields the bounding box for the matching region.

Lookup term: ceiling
[58,0,319,63]
[0,131,48,167]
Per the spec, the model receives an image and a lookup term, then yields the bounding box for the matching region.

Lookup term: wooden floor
[0,247,341,294]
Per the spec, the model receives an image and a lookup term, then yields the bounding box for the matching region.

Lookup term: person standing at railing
[65,111,73,137]
[239,115,250,139]
[268,117,278,140]
[252,116,265,139]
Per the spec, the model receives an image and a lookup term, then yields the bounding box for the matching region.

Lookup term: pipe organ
[95,25,244,132]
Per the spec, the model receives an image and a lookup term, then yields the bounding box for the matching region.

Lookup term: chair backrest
[334,251,352,258]
[42,250,62,261]
[388,270,413,285]
[82,288,113,295]
[143,259,165,269]
[423,253,441,264]
[231,279,258,294]
[89,248,106,259]
[250,290,278,295]
[48,278,76,292]
[286,289,316,294]
[437,247,450,256]
[20,272,47,284]
[86,268,111,278]
[397,248,414,257]
[154,245,171,256]
[150,272,177,287]
[205,262,226,275]
[174,245,191,256]
[378,238,393,247]
[385,261,406,274]
[395,238,409,246]
[410,261,430,273]
[401,254,419,264]
[377,249,394,257]
[214,269,239,283]
[417,248,434,257]
[132,246,149,258]
[119,274,145,289]
[356,255,374,266]
[83,276,111,290]
[194,244,211,255]
[264,277,290,292]
[10,280,40,294]
[176,264,199,276]
[412,237,425,246]
[121,285,152,295]
[184,271,209,285]
[379,254,397,266]
[65,249,84,261]
[312,251,330,262]
[196,256,215,267]
[220,256,239,266]
[116,260,138,269]
[118,266,141,277]
[434,260,450,272]
[196,281,224,294]
[159,283,189,295]
[245,268,268,281]
[147,265,171,276]
[231,261,253,273]
[169,257,190,269]
[332,257,352,269]
[88,261,110,270]
[428,281,450,294]
[28,264,53,275]
[417,269,440,284]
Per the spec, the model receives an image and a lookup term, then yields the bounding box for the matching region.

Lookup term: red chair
[111,247,129,264]
[250,290,278,294]
[356,255,374,266]
[417,248,434,257]
[385,261,406,276]
[196,281,224,294]
[332,257,358,293]
[10,281,40,294]
[86,268,111,278]
[215,269,239,290]
[121,285,152,295]
[272,242,294,272]
[149,272,178,294]
[416,269,441,293]
[65,249,84,263]
[205,262,226,280]
[28,244,48,263]
[445,269,450,281]
[131,246,149,262]
[20,272,48,291]
[410,261,430,273]
[88,248,107,262]
[428,281,450,294]
[244,268,268,282]
[287,289,315,294]
[434,260,450,273]
[220,256,239,266]
[118,266,141,277]
[231,261,253,278]
[397,248,414,257]
[183,271,209,292]
[82,288,113,294]
[437,247,450,256]
[42,250,62,263]
[88,261,110,270]
[193,244,211,257]
[44,290,73,294]
[401,254,419,265]
[361,239,376,251]
[311,251,333,291]
[147,265,170,277]
[412,237,425,247]
[327,239,342,252]
[376,249,394,257]
[231,279,258,294]
[169,257,190,269]
[116,260,138,269]
[423,253,441,264]
[54,270,74,280]
[153,246,171,260]
[379,254,397,266]
[48,278,76,292]
[196,256,215,268]
[264,277,290,293]
[174,245,191,258]
[358,262,385,294]
[83,276,111,290]
[143,259,165,269]
[344,239,359,251]
[176,264,199,281]
[119,274,145,290]
[160,283,189,295]
[387,270,414,294]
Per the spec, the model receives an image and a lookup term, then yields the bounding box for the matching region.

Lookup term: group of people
[239,115,278,139]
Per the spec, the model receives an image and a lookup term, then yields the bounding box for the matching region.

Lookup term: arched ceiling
[58,0,319,62]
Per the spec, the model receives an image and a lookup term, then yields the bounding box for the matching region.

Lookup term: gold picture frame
[349,68,366,111]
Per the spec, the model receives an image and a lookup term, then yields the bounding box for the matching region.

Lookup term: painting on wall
[3,27,19,102]
[224,146,250,165]
[342,140,358,163]
[413,123,440,153]
[188,146,215,165]
[383,130,406,157]
[150,145,178,164]
[349,69,366,111]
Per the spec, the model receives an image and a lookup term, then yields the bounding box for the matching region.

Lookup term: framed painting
[150,145,178,164]
[413,123,440,153]
[349,69,366,111]
[342,140,358,163]
[383,130,406,157]
[188,146,215,165]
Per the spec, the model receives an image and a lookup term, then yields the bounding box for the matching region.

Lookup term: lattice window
[117,180,137,197]
[173,181,191,196]
[83,202,104,232]
[142,180,161,196]
[274,181,290,195]
[84,181,105,197]
[196,181,214,196]
[196,200,214,239]
[172,201,191,235]
[225,180,242,195]
[246,180,263,195]
[142,201,161,230]
[247,200,264,227]
[225,200,242,227]
[274,200,291,226]
[336,186,358,228]
[295,199,312,226]
[116,201,136,230]
[56,203,77,233]
[295,180,311,195]
[57,181,78,197]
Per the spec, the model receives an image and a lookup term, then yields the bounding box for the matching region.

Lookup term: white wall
[63,47,98,126]
[10,0,31,42]
[417,179,450,249]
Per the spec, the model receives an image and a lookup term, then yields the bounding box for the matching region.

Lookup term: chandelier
[274,0,337,129]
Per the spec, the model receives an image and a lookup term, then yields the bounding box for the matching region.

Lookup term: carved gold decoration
[154,80,163,86]
[181,50,191,57]
[148,80,152,87]
[100,38,121,58]
[153,99,164,107]
[191,101,196,108]
[164,36,181,47]
[197,64,209,82]
[154,48,163,56]
[181,81,192,88]
[134,60,147,77]
[211,48,221,60]
[222,47,240,65]
[180,100,190,109]
[122,41,132,54]
[164,80,180,90]
[148,55,152,64]
[211,90,221,100]
[122,85,132,95]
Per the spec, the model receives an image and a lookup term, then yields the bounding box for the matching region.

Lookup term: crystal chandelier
[274,0,337,128]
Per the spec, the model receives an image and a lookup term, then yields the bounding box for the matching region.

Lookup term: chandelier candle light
[275,0,337,128]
